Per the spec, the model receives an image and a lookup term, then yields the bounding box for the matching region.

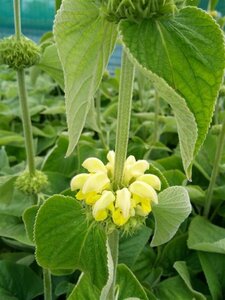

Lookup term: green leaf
[198,252,225,300]
[163,170,186,186]
[34,195,108,289]
[151,186,191,246]
[159,234,189,275]
[131,246,156,284]
[67,273,100,300]
[119,225,152,268]
[173,261,206,300]
[0,130,24,146]
[188,216,225,254]
[54,0,117,155]
[0,260,43,300]
[0,213,32,245]
[23,205,39,244]
[117,264,148,300]
[38,44,64,89]
[42,135,77,177]
[119,7,225,177]
[154,276,202,299]
[0,176,36,217]
[0,147,9,173]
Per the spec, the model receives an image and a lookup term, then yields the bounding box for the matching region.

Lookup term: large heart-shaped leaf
[34,195,108,289]
[54,0,117,155]
[151,186,191,247]
[119,7,225,177]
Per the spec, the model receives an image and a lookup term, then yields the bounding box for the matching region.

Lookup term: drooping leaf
[188,216,225,254]
[116,264,148,300]
[34,195,108,289]
[173,261,206,300]
[151,186,191,247]
[54,0,117,155]
[119,7,225,177]
[0,260,43,300]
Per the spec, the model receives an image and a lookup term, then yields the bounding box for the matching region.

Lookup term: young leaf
[34,195,108,289]
[119,7,225,178]
[151,186,191,247]
[188,216,225,254]
[54,0,117,156]
[116,264,148,300]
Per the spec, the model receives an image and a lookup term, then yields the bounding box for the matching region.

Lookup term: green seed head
[101,0,177,23]
[0,35,41,70]
[15,170,48,194]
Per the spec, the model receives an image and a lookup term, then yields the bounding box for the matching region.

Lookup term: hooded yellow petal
[107,150,115,164]
[70,173,90,191]
[112,208,129,226]
[82,157,107,173]
[137,174,161,191]
[135,200,152,216]
[129,181,158,204]
[123,160,149,184]
[106,150,115,177]
[115,188,131,219]
[82,172,110,194]
[92,191,115,221]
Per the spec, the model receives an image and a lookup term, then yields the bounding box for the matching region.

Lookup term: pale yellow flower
[70,151,161,228]
[92,191,115,221]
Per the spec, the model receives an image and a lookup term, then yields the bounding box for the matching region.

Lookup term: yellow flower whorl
[70,151,161,230]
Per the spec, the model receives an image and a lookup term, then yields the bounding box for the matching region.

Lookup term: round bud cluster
[15,170,48,194]
[102,0,177,23]
[0,35,41,70]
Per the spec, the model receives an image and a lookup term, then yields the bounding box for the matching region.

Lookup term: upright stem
[203,117,225,217]
[152,89,159,144]
[108,230,119,300]
[17,70,36,175]
[43,269,52,300]
[14,0,36,175]
[113,50,135,188]
[14,0,21,40]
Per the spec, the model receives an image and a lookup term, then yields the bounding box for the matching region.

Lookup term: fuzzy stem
[17,69,36,174]
[203,117,225,217]
[113,50,135,188]
[14,0,36,175]
[14,0,21,40]
[152,89,159,144]
[107,230,119,300]
[43,269,52,300]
